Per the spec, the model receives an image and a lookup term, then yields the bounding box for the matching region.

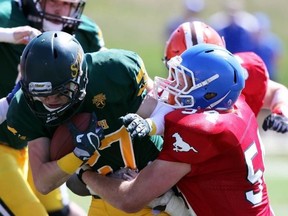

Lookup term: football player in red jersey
[79,44,275,215]
[104,21,287,140]
[163,21,288,133]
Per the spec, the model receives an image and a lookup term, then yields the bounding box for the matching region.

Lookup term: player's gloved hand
[148,189,190,216]
[263,103,288,133]
[74,164,99,196]
[65,165,92,196]
[120,113,152,138]
[262,113,288,133]
[107,167,138,181]
[69,113,104,161]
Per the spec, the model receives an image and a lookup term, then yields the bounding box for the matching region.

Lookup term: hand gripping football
[50,113,92,161]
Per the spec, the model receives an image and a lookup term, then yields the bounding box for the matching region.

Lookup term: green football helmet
[20,0,86,34]
[20,31,88,125]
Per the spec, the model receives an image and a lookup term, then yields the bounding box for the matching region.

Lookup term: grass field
[69,1,288,215]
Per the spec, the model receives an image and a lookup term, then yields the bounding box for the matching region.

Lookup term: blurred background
[70,0,288,215]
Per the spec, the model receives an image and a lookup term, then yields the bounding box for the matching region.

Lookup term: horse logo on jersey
[172,133,198,153]
[92,93,106,109]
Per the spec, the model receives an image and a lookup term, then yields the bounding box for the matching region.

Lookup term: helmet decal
[20,31,88,125]
[156,44,245,110]
[164,21,225,65]
[71,49,84,78]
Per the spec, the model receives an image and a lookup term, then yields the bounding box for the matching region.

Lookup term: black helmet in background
[20,0,86,34]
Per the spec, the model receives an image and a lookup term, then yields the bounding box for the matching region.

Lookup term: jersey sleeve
[234,52,269,116]
[6,90,52,141]
[86,49,149,114]
[75,15,105,53]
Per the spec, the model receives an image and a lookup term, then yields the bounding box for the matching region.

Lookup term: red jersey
[158,96,274,215]
[234,52,269,116]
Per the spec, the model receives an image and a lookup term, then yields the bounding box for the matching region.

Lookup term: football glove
[148,189,190,216]
[65,165,92,196]
[262,113,288,133]
[69,113,104,161]
[76,164,91,184]
[120,113,152,138]
[107,167,138,181]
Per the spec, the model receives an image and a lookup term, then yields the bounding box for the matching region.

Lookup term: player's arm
[0,26,41,44]
[81,159,190,213]
[262,79,288,133]
[262,80,288,111]
[28,137,73,194]
[29,113,104,194]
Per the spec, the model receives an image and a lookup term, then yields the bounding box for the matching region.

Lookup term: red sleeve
[234,52,269,116]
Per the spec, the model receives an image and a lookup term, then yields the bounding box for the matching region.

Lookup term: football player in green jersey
[7,31,179,216]
[0,0,105,215]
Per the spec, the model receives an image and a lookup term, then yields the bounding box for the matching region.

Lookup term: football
[50,112,92,161]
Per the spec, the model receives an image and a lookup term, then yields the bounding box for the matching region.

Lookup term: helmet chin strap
[42,103,60,112]
[42,19,63,31]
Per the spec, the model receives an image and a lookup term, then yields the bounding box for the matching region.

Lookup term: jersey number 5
[244,142,264,205]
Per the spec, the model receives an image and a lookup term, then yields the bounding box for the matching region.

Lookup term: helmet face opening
[21,0,86,34]
[155,44,245,110]
[20,31,88,125]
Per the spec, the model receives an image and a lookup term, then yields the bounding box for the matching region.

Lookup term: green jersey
[0,0,105,148]
[0,0,104,97]
[7,49,163,172]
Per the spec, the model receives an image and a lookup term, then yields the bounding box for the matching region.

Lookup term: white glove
[148,189,191,216]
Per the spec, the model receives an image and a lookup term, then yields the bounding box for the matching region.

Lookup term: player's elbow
[34,180,56,195]
[117,197,146,213]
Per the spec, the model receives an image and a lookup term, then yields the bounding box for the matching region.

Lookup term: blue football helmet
[154,44,246,110]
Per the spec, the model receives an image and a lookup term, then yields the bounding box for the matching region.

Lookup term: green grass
[84,0,288,86]
[70,1,288,215]
[264,155,288,216]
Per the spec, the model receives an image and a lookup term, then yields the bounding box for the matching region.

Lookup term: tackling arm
[262,80,288,133]
[81,159,190,213]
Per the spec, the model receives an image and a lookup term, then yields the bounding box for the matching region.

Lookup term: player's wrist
[149,101,174,136]
[270,87,288,117]
[146,118,156,135]
[76,164,91,184]
[272,103,288,117]
[57,152,83,174]
[0,28,15,43]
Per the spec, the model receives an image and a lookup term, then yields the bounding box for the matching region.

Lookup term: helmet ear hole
[204,92,217,100]
[233,69,237,84]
